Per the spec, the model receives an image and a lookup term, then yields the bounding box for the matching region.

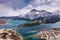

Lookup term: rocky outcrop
[17,20,42,28]
[34,28,60,40]
[0,29,23,40]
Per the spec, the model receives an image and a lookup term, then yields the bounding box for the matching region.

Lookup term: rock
[17,20,42,28]
[0,29,23,40]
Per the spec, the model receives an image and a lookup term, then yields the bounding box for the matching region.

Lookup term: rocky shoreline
[32,28,60,40]
[0,28,23,40]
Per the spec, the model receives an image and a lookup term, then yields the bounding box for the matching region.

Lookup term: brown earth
[0,20,7,24]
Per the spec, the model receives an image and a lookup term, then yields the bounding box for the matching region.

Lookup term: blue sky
[0,0,60,16]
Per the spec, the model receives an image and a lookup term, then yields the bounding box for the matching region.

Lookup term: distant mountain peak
[31,9,37,12]
[31,9,48,12]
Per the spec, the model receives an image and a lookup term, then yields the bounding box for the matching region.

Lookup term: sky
[0,0,60,16]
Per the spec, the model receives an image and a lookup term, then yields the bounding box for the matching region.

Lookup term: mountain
[54,10,60,15]
[18,9,60,21]
[25,9,52,20]
[17,10,60,27]
[0,9,60,21]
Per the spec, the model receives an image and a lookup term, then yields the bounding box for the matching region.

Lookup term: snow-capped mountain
[1,9,60,20]
[18,9,60,21]
[19,9,52,20]
[25,9,51,19]
[53,10,60,15]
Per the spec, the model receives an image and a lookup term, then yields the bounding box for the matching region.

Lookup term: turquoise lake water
[0,20,60,34]
[0,20,29,29]
[0,20,60,40]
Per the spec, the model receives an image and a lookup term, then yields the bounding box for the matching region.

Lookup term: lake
[0,20,60,40]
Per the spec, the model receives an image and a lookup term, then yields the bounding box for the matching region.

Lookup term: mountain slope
[18,9,60,21]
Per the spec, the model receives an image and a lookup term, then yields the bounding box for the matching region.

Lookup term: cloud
[0,0,31,10]
[29,0,60,12]
[0,0,32,16]
[51,0,60,7]
[0,4,17,16]
[0,4,32,16]
[0,0,60,16]
[31,0,52,7]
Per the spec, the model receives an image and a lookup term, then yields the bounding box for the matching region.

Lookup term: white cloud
[0,0,60,16]
[0,4,32,16]
[0,4,17,16]
[29,0,60,12]
[0,0,31,16]
[51,0,60,6]
[31,0,52,7]
[17,5,33,15]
